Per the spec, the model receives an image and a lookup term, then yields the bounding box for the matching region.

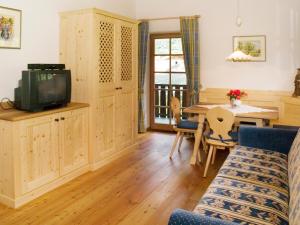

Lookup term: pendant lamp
[226,0,252,62]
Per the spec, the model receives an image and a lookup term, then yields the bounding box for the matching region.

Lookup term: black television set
[14,64,71,112]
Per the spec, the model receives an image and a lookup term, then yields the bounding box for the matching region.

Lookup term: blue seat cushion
[193,146,289,225]
[204,130,238,142]
[177,120,198,130]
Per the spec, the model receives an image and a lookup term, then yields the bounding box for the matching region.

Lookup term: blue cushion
[204,130,238,142]
[193,147,289,225]
[169,209,237,225]
[177,120,198,130]
[239,126,298,154]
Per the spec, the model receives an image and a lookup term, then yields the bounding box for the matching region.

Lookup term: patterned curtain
[138,21,149,133]
[180,17,200,106]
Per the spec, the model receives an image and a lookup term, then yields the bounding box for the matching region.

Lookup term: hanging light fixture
[226,0,253,62]
[226,50,252,62]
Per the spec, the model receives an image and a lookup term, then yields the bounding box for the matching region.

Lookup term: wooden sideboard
[200,88,300,126]
[0,103,89,208]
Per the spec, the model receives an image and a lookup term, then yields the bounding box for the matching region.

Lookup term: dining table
[184,103,279,165]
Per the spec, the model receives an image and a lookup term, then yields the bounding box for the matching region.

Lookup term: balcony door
[150,33,188,131]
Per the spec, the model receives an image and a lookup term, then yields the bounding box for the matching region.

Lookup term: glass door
[150,33,188,131]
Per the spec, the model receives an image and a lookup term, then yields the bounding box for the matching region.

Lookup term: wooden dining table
[184,103,279,165]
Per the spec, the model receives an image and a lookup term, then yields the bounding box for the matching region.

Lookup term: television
[14,64,71,112]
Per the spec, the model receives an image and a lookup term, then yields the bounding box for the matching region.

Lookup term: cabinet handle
[61,117,65,121]
[54,118,59,122]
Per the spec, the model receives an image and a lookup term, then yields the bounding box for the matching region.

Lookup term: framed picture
[0,6,22,49]
[233,35,266,62]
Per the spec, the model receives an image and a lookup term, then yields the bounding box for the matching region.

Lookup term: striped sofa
[168,126,300,225]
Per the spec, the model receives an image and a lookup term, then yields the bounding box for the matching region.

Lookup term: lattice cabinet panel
[121,26,133,81]
[99,20,114,84]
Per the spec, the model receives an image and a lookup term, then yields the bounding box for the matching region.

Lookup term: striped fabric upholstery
[194,146,289,225]
[288,130,300,225]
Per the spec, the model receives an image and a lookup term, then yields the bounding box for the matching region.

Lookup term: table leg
[190,114,205,165]
[256,119,264,127]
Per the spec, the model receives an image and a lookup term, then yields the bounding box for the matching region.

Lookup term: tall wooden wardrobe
[60,8,138,170]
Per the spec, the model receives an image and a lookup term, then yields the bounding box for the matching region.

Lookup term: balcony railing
[154,84,188,124]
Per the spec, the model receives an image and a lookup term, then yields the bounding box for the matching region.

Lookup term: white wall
[136,0,300,128]
[0,0,136,99]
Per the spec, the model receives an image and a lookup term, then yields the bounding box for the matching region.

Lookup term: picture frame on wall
[233,35,266,62]
[0,6,22,49]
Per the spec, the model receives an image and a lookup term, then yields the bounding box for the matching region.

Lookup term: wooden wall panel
[200,88,291,107]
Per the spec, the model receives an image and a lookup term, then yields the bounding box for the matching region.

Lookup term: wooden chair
[203,107,237,177]
[169,97,201,162]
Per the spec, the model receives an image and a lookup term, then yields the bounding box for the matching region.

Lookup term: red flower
[226,89,247,100]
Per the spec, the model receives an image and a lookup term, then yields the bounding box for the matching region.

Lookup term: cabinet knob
[54,119,59,122]
[61,117,65,121]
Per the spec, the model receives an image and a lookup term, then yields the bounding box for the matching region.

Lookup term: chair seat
[177,120,198,130]
[204,130,238,142]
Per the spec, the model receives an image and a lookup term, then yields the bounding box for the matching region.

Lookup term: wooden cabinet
[60,8,138,170]
[0,103,89,208]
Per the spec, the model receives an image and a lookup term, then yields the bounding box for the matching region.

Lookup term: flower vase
[230,98,237,108]
[230,98,241,108]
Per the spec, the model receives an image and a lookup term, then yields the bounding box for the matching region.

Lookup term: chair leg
[201,136,208,154]
[178,133,184,152]
[197,149,202,164]
[204,145,214,177]
[169,132,181,159]
[211,148,217,165]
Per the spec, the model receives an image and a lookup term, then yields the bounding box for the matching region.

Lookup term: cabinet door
[59,108,89,175]
[94,95,116,161]
[115,21,137,149]
[116,91,135,150]
[96,14,118,95]
[92,14,118,161]
[117,21,137,91]
[20,115,59,194]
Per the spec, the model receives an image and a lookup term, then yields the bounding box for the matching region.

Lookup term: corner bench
[168,126,299,225]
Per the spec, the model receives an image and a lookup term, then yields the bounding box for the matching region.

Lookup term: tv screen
[38,74,67,104]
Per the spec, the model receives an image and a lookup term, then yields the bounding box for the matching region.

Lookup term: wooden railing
[154,84,188,121]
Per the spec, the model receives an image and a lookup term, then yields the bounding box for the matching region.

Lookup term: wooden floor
[0,132,228,225]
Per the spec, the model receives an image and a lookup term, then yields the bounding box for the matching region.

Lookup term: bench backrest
[288,129,300,225]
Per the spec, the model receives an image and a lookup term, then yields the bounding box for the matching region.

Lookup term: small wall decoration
[0,6,22,49]
[233,35,266,62]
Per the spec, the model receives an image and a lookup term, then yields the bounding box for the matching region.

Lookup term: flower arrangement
[227,89,247,107]
[227,89,247,100]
